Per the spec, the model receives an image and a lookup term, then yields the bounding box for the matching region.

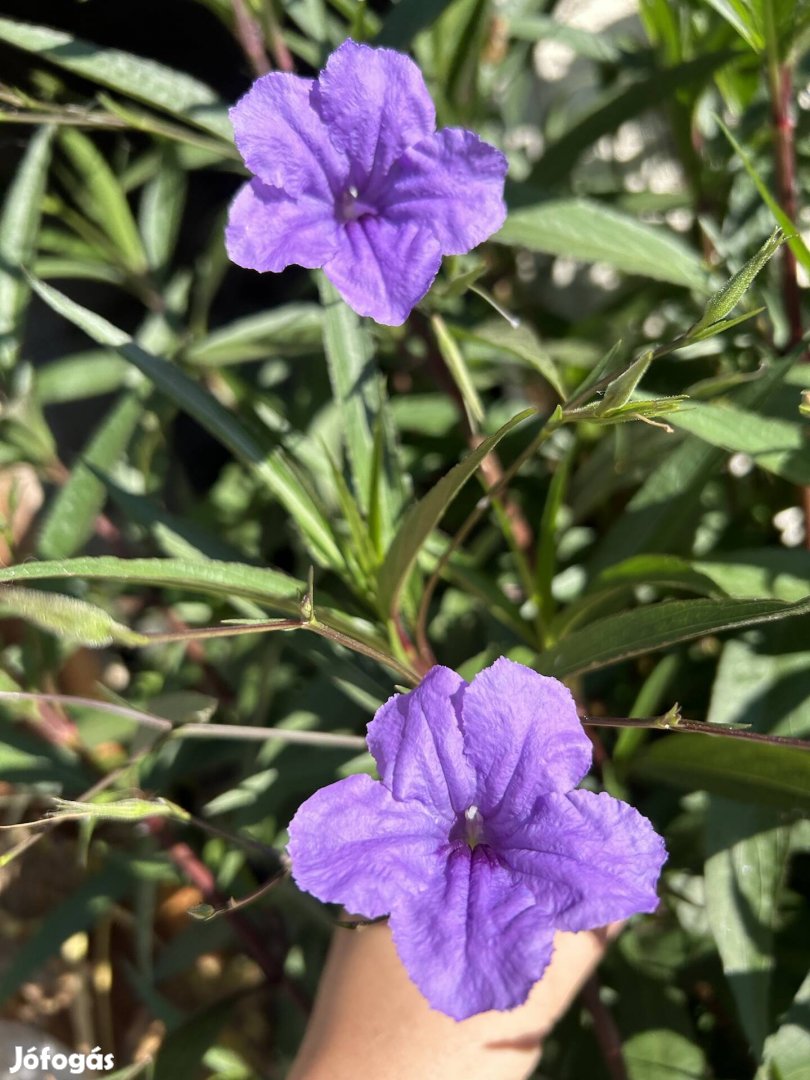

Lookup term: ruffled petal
[225,179,341,273]
[323,214,442,325]
[381,128,507,255]
[230,73,347,198]
[389,846,556,1020]
[498,790,667,931]
[312,39,436,191]
[367,666,475,821]
[460,658,592,827]
[288,774,446,919]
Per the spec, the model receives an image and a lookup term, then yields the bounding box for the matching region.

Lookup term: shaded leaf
[376,408,536,617]
[0,16,231,138]
[0,126,53,370]
[537,595,810,678]
[630,735,810,812]
[705,799,791,1056]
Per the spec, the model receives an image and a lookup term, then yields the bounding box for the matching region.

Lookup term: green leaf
[718,119,810,273]
[669,400,810,485]
[0,585,148,647]
[689,228,784,337]
[37,350,128,404]
[459,321,567,400]
[593,549,810,604]
[0,16,230,139]
[497,199,708,290]
[705,800,791,1056]
[0,555,388,653]
[431,313,485,430]
[590,354,798,568]
[59,128,148,274]
[705,0,765,51]
[27,277,344,569]
[622,1028,708,1080]
[184,305,323,366]
[709,632,810,738]
[537,595,810,678]
[139,145,188,273]
[319,276,404,540]
[0,126,53,370]
[508,14,623,62]
[630,735,810,812]
[376,0,457,47]
[376,408,536,617]
[536,450,572,627]
[52,796,189,822]
[757,969,810,1080]
[37,391,143,559]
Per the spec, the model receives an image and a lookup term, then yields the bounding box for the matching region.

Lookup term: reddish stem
[770,63,802,347]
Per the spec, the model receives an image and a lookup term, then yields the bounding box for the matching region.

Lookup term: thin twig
[582,714,810,750]
[231,0,270,76]
[415,415,559,659]
[175,722,366,750]
[581,975,628,1080]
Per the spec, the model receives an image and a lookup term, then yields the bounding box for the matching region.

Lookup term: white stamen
[348,184,359,198]
[465,805,479,821]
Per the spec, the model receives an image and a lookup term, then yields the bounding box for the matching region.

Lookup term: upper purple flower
[288,658,667,1020]
[225,40,508,326]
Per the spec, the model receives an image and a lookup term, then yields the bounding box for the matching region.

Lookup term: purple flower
[288,658,667,1020]
[225,40,507,326]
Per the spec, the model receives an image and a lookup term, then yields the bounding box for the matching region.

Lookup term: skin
[288,919,623,1080]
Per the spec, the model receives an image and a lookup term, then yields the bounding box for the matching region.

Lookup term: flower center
[338,184,376,223]
[462,804,485,850]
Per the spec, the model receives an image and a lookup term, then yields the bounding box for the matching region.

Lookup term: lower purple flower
[287,658,667,1020]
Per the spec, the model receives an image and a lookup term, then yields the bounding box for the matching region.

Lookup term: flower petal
[225,179,341,273]
[312,40,436,190]
[389,846,556,1019]
[323,215,442,325]
[367,666,475,820]
[498,790,667,930]
[230,73,347,197]
[288,774,446,919]
[460,658,592,825]
[381,128,508,255]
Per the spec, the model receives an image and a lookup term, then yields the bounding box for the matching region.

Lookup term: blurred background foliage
[0,0,809,1077]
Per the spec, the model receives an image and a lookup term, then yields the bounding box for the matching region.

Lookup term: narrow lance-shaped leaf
[536,595,810,678]
[37,392,143,560]
[59,128,148,274]
[718,119,810,272]
[0,126,53,371]
[431,314,485,431]
[318,275,405,541]
[0,586,148,648]
[139,145,188,274]
[629,734,810,813]
[497,199,708,290]
[0,555,392,656]
[184,304,323,367]
[688,227,784,337]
